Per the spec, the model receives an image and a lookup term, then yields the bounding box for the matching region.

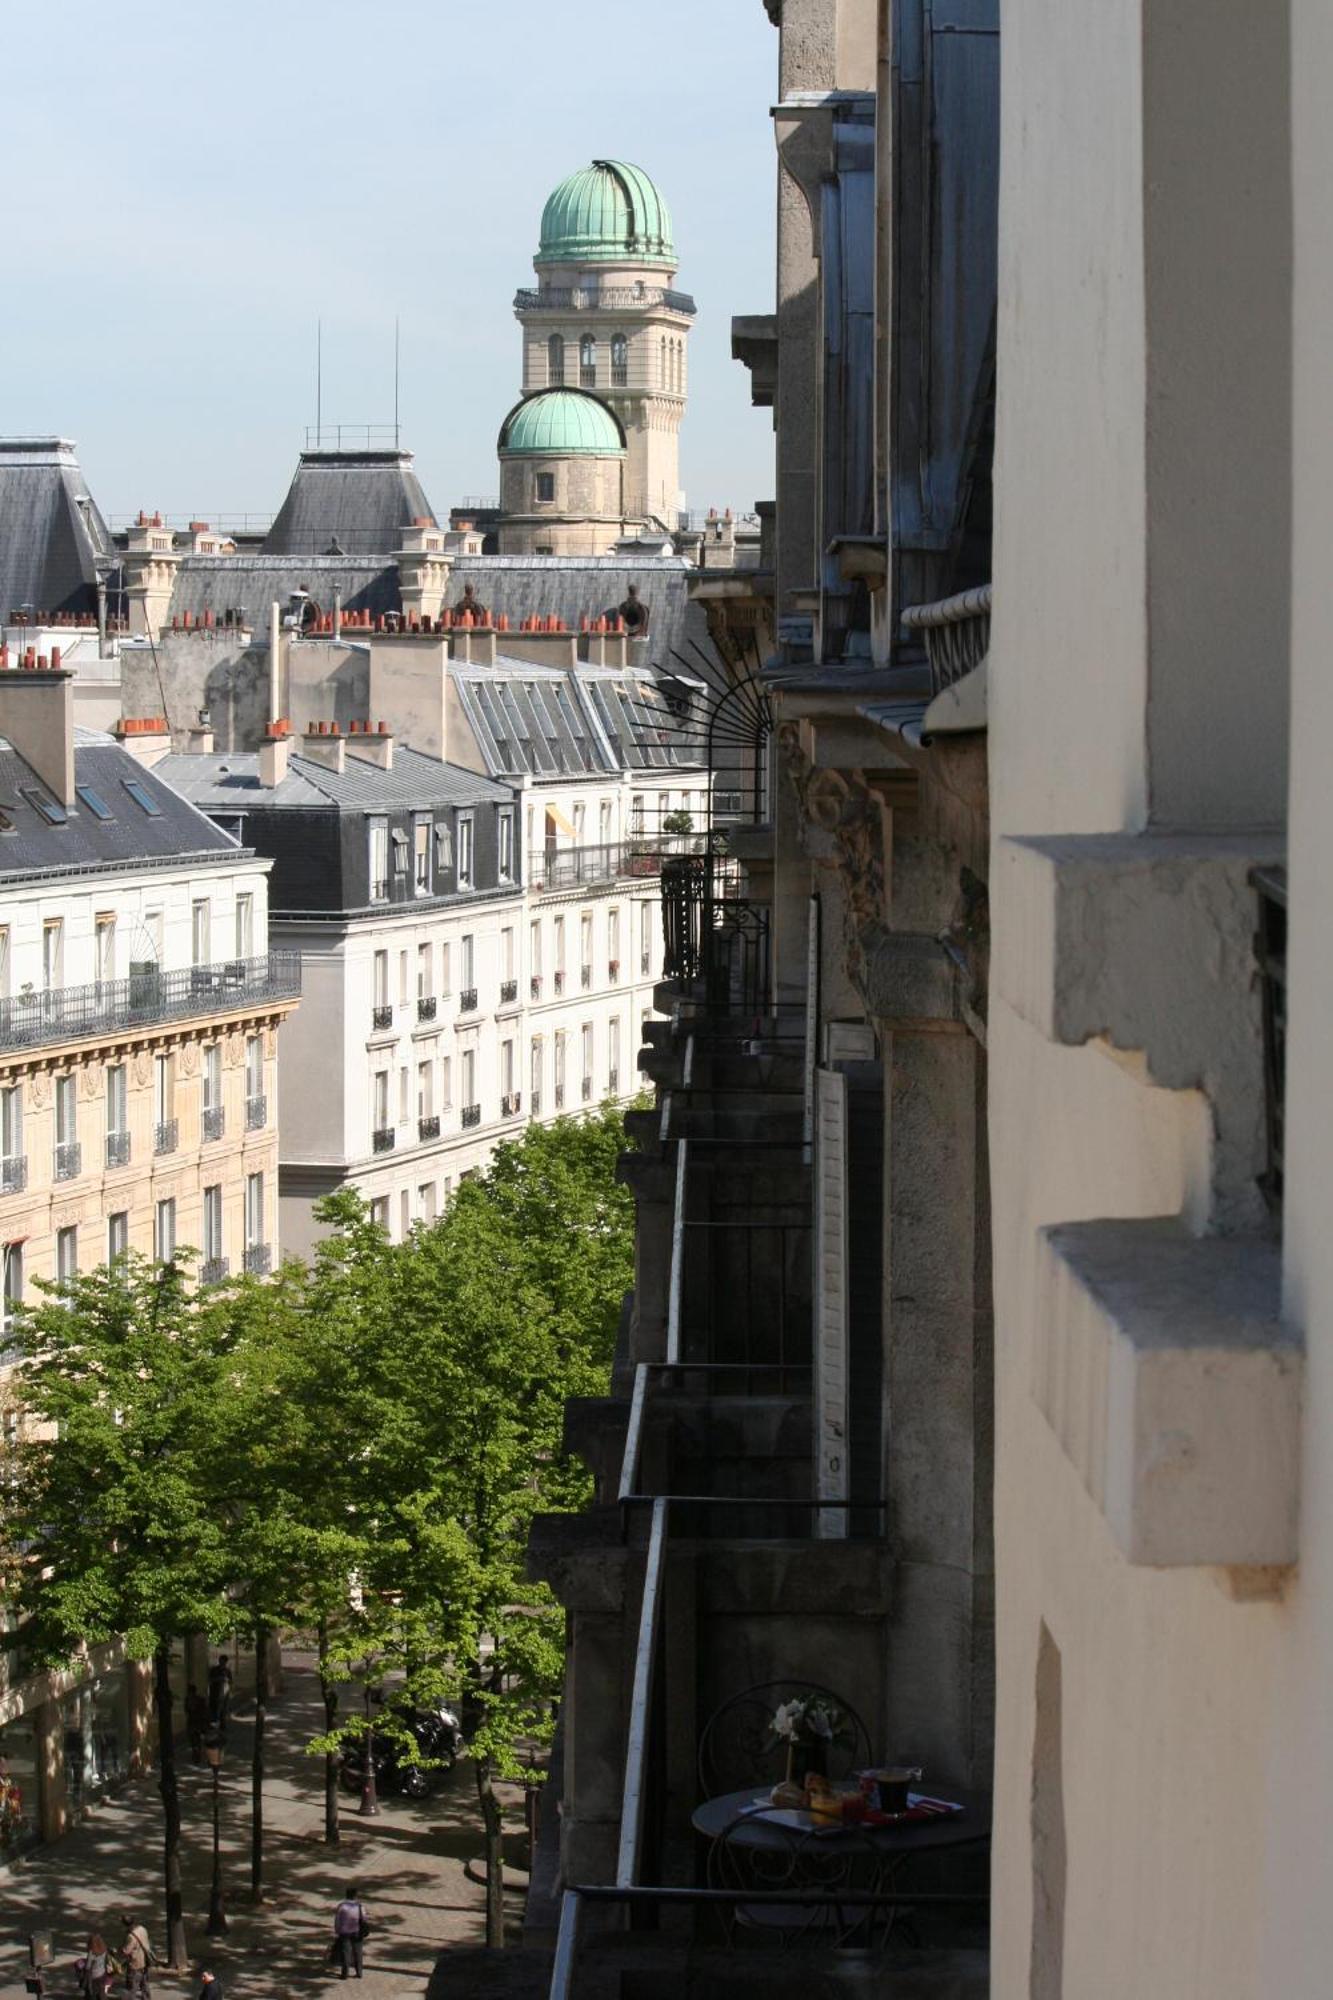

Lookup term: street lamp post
[358,1683,380,1818]
[204,1735,228,1935]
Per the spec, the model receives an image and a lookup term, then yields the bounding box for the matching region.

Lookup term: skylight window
[76,785,113,820]
[122,778,163,817]
[22,788,67,826]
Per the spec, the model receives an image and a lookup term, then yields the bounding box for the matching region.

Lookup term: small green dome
[499,390,626,457]
[537,159,675,268]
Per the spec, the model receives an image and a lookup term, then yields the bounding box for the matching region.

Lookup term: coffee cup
[860,1766,921,1814]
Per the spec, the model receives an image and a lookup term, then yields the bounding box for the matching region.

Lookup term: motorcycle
[339,1702,461,1799]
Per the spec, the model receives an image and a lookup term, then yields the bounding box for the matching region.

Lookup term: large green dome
[537,159,676,268]
[499,390,626,457]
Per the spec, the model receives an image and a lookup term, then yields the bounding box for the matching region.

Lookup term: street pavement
[0,1655,526,1998]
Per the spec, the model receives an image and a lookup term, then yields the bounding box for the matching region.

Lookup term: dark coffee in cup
[861,1766,920,1813]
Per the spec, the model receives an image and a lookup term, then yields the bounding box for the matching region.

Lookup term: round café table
[692,1784,991,1949]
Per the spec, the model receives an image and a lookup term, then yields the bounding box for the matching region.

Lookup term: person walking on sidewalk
[119,1914,156,1997]
[78,1933,112,1998]
[196,1970,224,1999]
[207,1653,233,1739]
[332,1883,369,1980]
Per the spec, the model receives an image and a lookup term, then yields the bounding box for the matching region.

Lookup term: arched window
[674,339,683,393]
[547,334,565,386]
[611,333,628,387]
[661,334,668,386]
[580,335,596,387]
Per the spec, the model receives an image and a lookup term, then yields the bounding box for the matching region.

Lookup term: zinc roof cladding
[168,554,401,627]
[0,730,245,878]
[537,160,676,268]
[452,665,702,779]
[447,557,709,664]
[0,440,116,622]
[154,745,515,814]
[262,450,438,558]
[499,390,626,457]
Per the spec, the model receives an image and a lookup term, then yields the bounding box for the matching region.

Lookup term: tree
[0,1255,233,1966]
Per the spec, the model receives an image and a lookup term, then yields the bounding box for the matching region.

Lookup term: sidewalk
[0,1654,524,1998]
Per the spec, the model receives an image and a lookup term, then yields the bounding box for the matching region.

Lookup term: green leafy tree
[0,1255,233,1966]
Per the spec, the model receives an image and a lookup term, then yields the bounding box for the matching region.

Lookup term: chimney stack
[345,720,394,772]
[301,722,346,774]
[258,723,291,788]
[0,664,76,805]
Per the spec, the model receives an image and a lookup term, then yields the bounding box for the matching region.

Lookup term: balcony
[105,1131,130,1169]
[554,971,566,995]
[372,1127,396,1154]
[609,959,620,984]
[418,1114,441,1142]
[901,582,992,699]
[531,974,543,1000]
[200,1256,230,1286]
[416,995,437,1023]
[245,1094,267,1131]
[0,1155,26,1193]
[515,283,697,316]
[527,836,702,894]
[459,988,478,1014]
[0,953,302,1058]
[461,1103,482,1129]
[154,1120,178,1157]
[243,1243,271,1276]
[500,979,519,1005]
[502,1092,522,1117]
[202,1106,225,1142]
[372,1004,394,1032]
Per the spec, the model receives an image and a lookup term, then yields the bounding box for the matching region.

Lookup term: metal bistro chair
[697,1680,872,1800]
[705,1804,898,1954]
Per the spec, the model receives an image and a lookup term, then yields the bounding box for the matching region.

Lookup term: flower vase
[786,1739,828,1786]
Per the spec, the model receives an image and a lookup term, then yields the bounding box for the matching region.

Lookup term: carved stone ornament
[225,1033,245,1068]
[133,1050,152,1088]
[179,1043,199,1078]
[780,729,889,986]
[80,1065,102,1101]
[264,1027,278,1058]
[28,1073,51,1109]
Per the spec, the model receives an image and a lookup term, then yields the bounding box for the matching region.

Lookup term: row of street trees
[0,1106,635,1963]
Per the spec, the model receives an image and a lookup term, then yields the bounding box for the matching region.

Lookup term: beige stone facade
[497,450,626,557]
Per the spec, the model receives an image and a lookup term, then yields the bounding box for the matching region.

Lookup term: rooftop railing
[514,285,697,316]
[0,953,301,1056]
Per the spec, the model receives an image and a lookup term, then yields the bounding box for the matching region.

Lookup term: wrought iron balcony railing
[244,1243,271,1276]
[608,959,620,984]
[416,995,437,1022]
[0,953,302,1056]
[530,974,543,1000]
[500,979,519,1005]
[246,1094,267,1131]
[501,1092,522,1117]
[372,1004,394,1031]
[554,971,565,995]
[105,1131,130,1169]
[202,1106,225,1142]
[418,1115,441,1142]
[154,1119,178,1157]
[527,836,703,894]
[1,1155,27,1193]
[200,1256,230,1286]
[900,581,992,697]
[459,988,478,1014]
[372,1127,395,1153]
[461,1103,481,1129]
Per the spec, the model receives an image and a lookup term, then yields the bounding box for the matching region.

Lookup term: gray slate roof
[262,450,438,558]
[0,728,244,879]
[155,745,515,814]
[169,554,399,628]
[0,440,115,623]
[448,556,711,667]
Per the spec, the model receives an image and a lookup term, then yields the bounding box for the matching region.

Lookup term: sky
[3,0,778,526]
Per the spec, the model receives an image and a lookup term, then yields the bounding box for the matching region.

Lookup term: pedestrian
[186,1682,210,1765]
[119,1913,156,1997]
[207,1652,233,1737]
[78,1933,112,1998]
[332,1882,369,1980]
[197,1970,224,1999]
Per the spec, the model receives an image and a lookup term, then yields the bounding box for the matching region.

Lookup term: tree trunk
[475,1756,505,1949]
[250,1622,268,1902]
[319,1617,340,1847]
[153,1641,189,1968]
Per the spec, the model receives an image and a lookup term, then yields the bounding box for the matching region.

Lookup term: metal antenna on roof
[316,319,323,449]
[394,317,401,449]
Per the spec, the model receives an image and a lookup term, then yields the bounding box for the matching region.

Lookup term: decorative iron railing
[461,1103,482,1129]
[500,979,519,1004]
[202,1106,225,1142]
[372,1127,395,1154]
[501,1092,522,1118]
[418,1115,441,1142]
[105,1131,130,1169]
[154,1120,178,1157]
[530,975,543,1000]
[459,988,478,1014]
[0,953,302,1056]
[372,1004,394,1031]
[55,1141,83,1182]
[246,1094,267,1131]
[200,1257,230,1286]
[527,837,701,893]
[1,1155,27,1193]
[900,582,992,696]
[514,285,696,315]
[416,996,437,1023]
[243,1243,271,1276]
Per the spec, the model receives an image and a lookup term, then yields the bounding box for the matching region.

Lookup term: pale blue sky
[4,0,778,523]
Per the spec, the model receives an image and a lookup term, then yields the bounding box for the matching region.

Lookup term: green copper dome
[499,390,626,456]
[537,159,676,268]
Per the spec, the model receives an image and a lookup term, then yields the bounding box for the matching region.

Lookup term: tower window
[611,333,628,387]
[547,333,565,385]
[536,472,555,503]
[580,335,596,388]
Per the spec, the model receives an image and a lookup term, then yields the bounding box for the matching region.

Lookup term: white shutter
[814,1066,849,1538]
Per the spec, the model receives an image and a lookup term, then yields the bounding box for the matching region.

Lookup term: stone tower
[512,159,694,529]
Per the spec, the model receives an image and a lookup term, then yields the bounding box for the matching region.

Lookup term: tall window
[418,1060,433,1120]
[0,927,10,1000]
[235,892,254,960]
[373,1070,390,1132]
[373,949,389,1009]
[536,471,555,504]
[107,1212,128,1262]
[417,943,432,999]
[440,941,452,996]
[457,815,474,888]
[631,793,645,835]
[501,928,515,981]
[440,1053,452,1107]
[191,899,211,966]
[154,1053,174,1127]
[55,1074,77,1163]
[461,1047,476,1109]
[106,1064,127,1139]
[414,816,431,895]
[56,1225,77,1288]
[399,1064,410,1123]
[1,1244,22,1353]
[43,918,63,990]
[501,1039,515,1096]
[245,1172,265,1250]
[203,1044,222,1129]
[599,800,613,845]
[580,912,594,973]
[419,1182,437,1224]
[246,1034,264,1104]
[573,801,586,840]
[611,332,628,386]
[461,935,475,990]
[530,1038,542,1102]
[530,920,542,979]
[609,907,621,962]
[368,818,389,901]
[0,1087,21,1171]
[498,810,514,883]
[610,1015,621,1089]
[640,900,652,973]
[580,334,596,387]
[391,826,409,883]
[554,914,566,976]
[399,950,409,1004]
[95,914,116,990]
[582,1023,594,1085]
[547,333,565,385]
[554,1031,567,1095]
[203,1185,223,1265]
[154,1198,176,1263]
[660,334,668,386]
